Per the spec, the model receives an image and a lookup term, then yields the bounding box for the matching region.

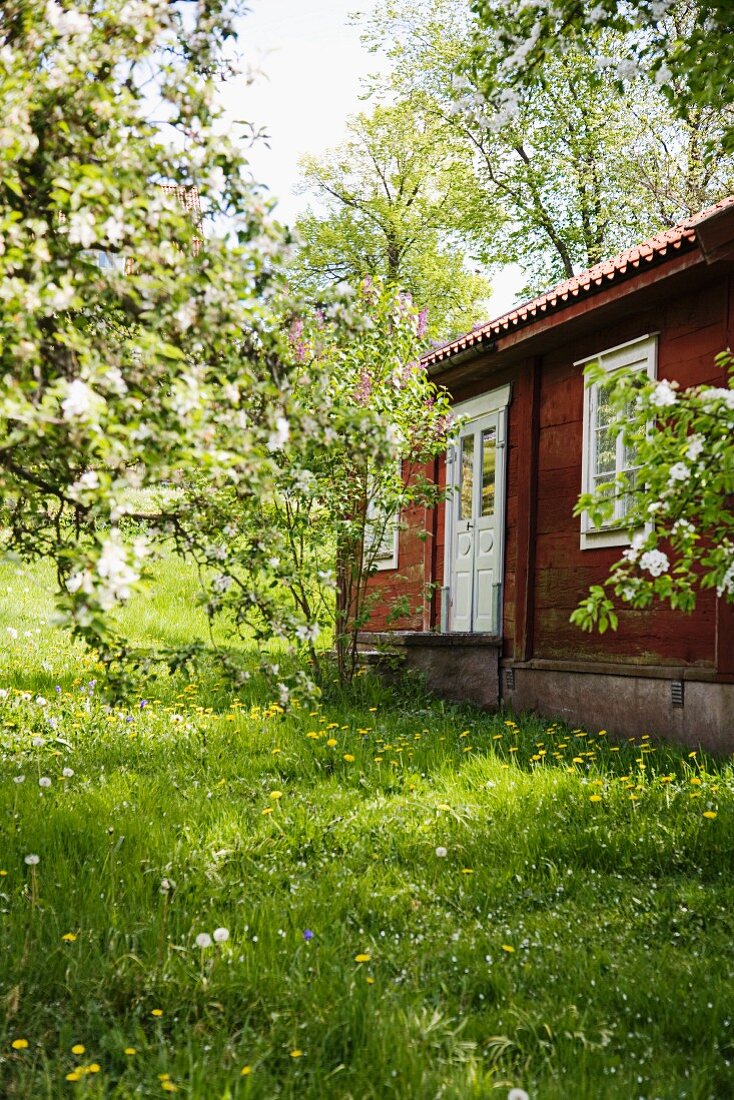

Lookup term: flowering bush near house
[572,350,734,632]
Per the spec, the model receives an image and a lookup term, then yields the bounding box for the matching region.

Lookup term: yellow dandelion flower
[241,1065,252,1076]
[589,795,602,803]
[461,868,474,874]
[11,1039,28,1050]
[161,1083,178,1093]
[270,791,283,800]
[71,1044,85,1055]
[343,754,355,762]
[366,976,375,984]
[290,1049,303,1058]
[0,870,7,876]
[703,811,718,819]
[354,953,371,963]
[124,1048,137,1056]
[158,1074,171,1081]
[87,1064,101,1074]
[151,1009,163,1017]
[690,777,702,785]
[65,1072,81,1082]
[326,738,337,747]
[62,932,77,942]
[262,807,273,815]
[436,803,451,810]
[501,944,515,953]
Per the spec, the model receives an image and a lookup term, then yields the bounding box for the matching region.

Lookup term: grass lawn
[1,559,733,1098]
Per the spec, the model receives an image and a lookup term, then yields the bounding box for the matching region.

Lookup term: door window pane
[459,435,474,520]
[481,428,496,515]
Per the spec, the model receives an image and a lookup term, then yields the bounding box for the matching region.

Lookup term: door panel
[448,401,506,634]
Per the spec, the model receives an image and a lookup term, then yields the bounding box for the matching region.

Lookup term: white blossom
[268,415,290,451]
[686,435,705,462]
[639,549,670,577]
[654,62,673,86]
[669,462,689,481]
[67,209,96,247]
[46,1,92,38]
[649,379,677,407]
[61,378,98,421]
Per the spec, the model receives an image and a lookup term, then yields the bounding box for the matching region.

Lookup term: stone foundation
[504,663,734,754]
[358,632,501,710]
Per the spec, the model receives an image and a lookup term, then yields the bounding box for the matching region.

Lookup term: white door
[445,394,508,634]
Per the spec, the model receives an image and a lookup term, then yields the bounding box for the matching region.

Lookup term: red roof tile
[423,196,734,368]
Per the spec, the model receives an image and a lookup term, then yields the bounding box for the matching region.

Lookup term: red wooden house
[362,197,734,752]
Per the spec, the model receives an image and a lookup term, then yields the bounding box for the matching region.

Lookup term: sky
[224,0,524,318]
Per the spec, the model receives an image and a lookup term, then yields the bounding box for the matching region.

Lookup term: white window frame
[577,333,657,550]
[365,470,400,572]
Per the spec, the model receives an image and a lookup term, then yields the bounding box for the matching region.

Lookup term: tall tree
[470,0,734,151]
[291,97,492,339]
[358,0,734,295]
[0,0,296,663]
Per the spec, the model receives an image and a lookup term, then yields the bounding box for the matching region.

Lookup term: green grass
[1,560,734,1098]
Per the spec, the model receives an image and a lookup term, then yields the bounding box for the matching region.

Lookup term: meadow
[1,559,733,1099]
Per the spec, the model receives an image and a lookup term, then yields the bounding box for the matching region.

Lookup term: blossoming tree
[571,351,734,632]
[470,0,734,152]
[0,0,292,660]
[170,278,453,689]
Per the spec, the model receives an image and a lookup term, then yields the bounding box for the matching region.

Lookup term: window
[365,472,400,571]
[577,333,657,549]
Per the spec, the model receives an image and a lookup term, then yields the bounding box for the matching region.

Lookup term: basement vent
[505,668,515,691]
[671,681,684,708]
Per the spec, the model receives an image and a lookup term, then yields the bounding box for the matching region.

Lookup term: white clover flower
[39,776,51,788]
[62,767,74,778]
[7,627,18,639]
[649,379,677,407]
[639,549,670,577]
[195,932,212,948]
[435,846,448,858]
[24,853,40,866]
[213,927,229,943]
[669,462,689,481]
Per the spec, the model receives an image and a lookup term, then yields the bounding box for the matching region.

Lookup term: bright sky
[223,0,524,317]
[224,0,380,224]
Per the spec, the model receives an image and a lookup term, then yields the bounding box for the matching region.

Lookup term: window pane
[459,435,474,520]
[595,381,616,428]
[595,426,616,475]
[481,428,496,515]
